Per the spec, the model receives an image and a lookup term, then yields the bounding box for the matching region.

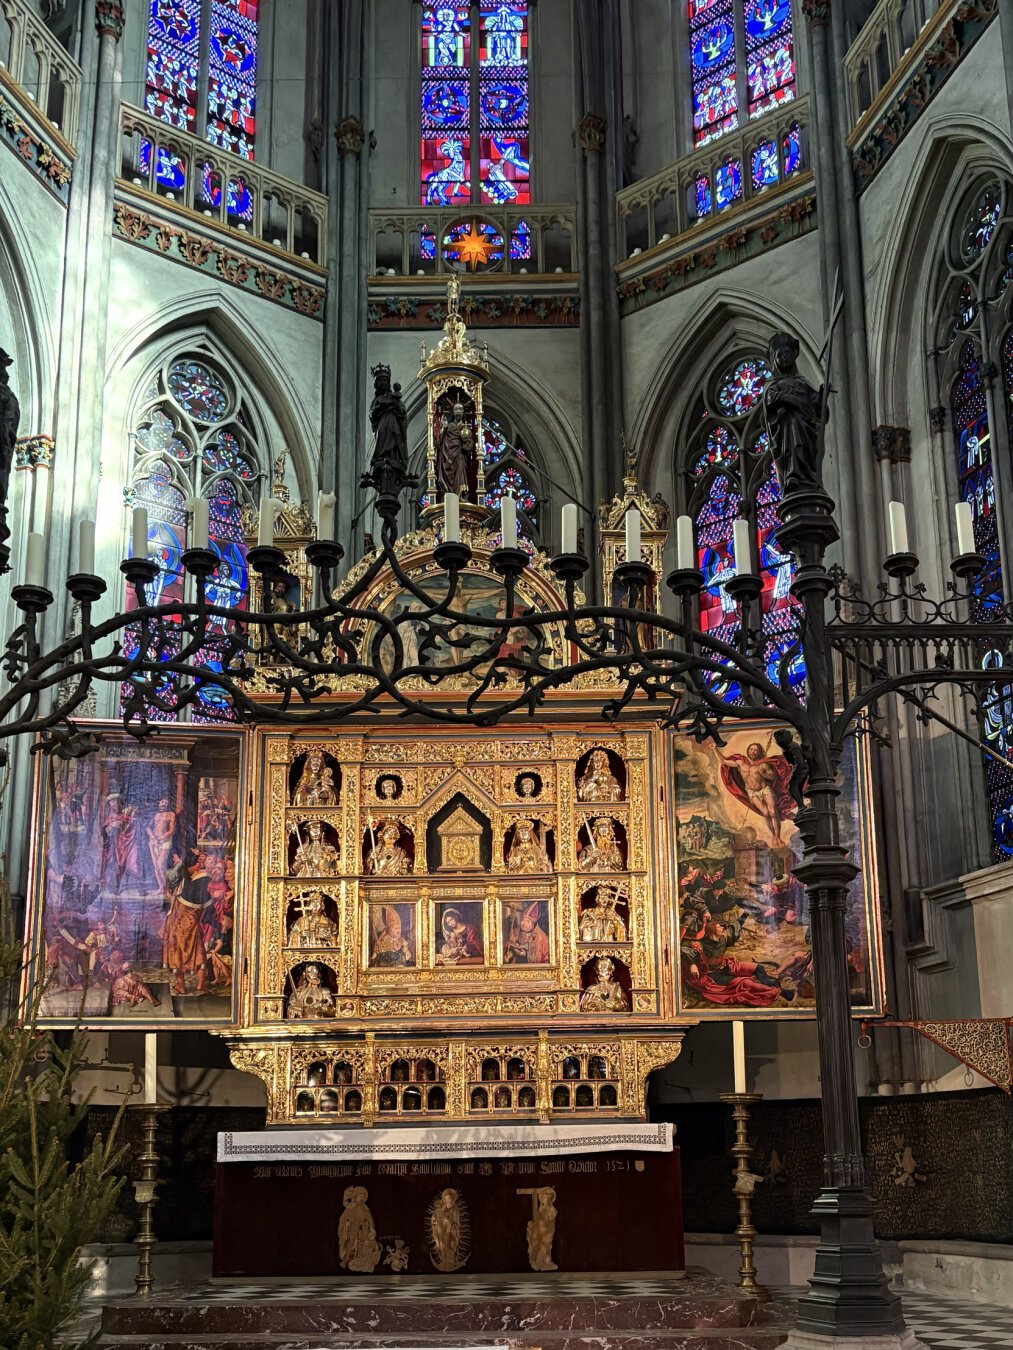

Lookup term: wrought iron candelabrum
[2,476,1012,1343]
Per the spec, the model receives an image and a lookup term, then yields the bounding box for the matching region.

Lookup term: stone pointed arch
[0,174,57,432]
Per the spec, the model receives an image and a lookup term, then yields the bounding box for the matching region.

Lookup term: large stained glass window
[689,351,804,702]
[483,417,539,535]
[421,3,530,207]
[123,355,262,724]
[145,0,258,159]
[689,0,796,148]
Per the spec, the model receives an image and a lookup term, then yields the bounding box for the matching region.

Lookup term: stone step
[95,1333,790,1350]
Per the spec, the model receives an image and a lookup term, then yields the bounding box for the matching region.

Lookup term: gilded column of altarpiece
[231,723,691,1125]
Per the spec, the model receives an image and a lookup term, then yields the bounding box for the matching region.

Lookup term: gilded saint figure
[435,400,473,497]
[287,963,336,1019]
[291,820,340,876]
[367,818,412,876]
[338,1186,382,1273]
[426,1187,470,1272]
[506,818,551,873]
[579,885,627,943]
[522,1187,559,1272]
[577,750,623,803]
[579,956,630,1013]
[578,817,624,872]
[288,893,339,949]
[292,749,338,807]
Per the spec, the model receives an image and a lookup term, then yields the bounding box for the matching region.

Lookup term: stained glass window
[483,417,539,530]
[123,355,263,724]
[960,180,1002,263]
[689,0,796,148]
[145,0,257,163]
[421,3,530,207]
[717,356,771,416]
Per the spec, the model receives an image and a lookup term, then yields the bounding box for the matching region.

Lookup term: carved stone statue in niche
[579,884,627,943]
[288,892,339,948]
[577,817,624,872]
[436,805,484,872]
[291,820,340,876]
[506,819,551,873]
[287,963,336,1018]
[292,749,338,807]
[367,818,412,876]
[579,956,630,1013]
[577,750,622,803]
[435,398,473,497]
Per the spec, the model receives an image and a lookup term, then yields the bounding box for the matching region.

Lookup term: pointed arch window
[146,0,258,160]
[688,351,804,699]
[689,0,796,148]
[123,354,263,724]
[420,2,531,207]
[482,415,541,540]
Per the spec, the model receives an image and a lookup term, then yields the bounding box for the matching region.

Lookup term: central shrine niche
[431,798,489,872]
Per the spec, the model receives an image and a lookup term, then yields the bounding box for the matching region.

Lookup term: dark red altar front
[213,1146,684,1277]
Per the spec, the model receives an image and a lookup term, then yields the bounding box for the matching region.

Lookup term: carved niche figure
[577,817,624,872]
[426,1187,471,1272]
[287,963,336,1019]
[579,884,627,943]
[516,773,540,799]
[290,820,341,876]
[288,892,339,948]
[577,750,623,803]
[506,818,551,873]
[762,331,828,497]
[0,349,20,521]
[338,1186,382,1273]
[364,363,411,502]
[292,749,338,807]
[579,956,630,1013]
[367,818,412,876]
[435,399,473,497]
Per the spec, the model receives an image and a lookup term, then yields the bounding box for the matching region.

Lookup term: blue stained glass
[210,16,256,77]
[718,357,771,417]
[168,359,229,422]
[693,74,739,145]
[419,226,437,260]
[424,5,470,68]
[149,0,200,48]
[783,124,802,175]
[715,157,743,210]
[745,0,790,40]
[481,82,528,128]
[442,217,504,268]
[693,425,738,475]
[693,20,735,70]
[961,181,1002,262]
[509,219,532,260]
[751,139,779,190]
[140,141,187,190]
[208,0,257,160]
[147,43,198,107]
[423,137,470,206]
[482,136,529,203]
[481,3,526,66]
[695,174,713,218]
[423,79,470,129]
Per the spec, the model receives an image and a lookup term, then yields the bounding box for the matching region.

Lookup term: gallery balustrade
[0,0,81,146]
[369,205,576,277]
[843,0,947,130]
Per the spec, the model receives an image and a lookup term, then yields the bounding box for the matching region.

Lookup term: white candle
[190,497,209,551]
[444,492,461,543]
[78,519,96,574]
[24,532,45,587]
[132,506,149,560]
[143,1032,157,1105]
[501,494,518,549]
[258,496,281,547]
[732,1019,747,1094]
[561,502,578,555]
[676,514,695,571]
[317,490,336,540]
[624,507,641,563]
[888,500,909,555]
[955,500,975,556]
[733,517,753,574]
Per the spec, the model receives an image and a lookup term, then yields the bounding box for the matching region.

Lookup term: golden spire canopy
[418,276,491,381]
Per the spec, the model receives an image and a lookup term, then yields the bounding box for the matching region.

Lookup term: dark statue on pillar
[435,399,473,498]
[762,332,828,497]
[362,363,413,526]
[0,349,19,566]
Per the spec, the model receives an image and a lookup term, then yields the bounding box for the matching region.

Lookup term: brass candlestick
[131,1103,168,1297]
[718,1091,768,1302]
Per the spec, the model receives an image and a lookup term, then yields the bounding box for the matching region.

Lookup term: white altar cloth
[217,1121,673,1163]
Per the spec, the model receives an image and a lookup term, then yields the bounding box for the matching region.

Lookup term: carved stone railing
[616,98,809,258]
[369,205,576,277]
[843,0,945,130]
[0,0,81,145]
[118,103,327,264]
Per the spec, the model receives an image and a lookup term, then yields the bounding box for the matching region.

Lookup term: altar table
[213,1124,684,1277]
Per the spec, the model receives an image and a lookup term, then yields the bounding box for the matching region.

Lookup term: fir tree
[0,870,126,1349]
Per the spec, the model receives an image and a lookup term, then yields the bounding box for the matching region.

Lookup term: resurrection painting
[674,729,882,1017]
[30,726,243,1024]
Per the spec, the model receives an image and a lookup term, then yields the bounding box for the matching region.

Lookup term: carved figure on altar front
[292,749,339,807]
[338,1185,381,1273]
[516,772,541,800]
[579,884,628,943]
[290,820,341,876]
[506,818,551,873]
[288,892,339,949]
[435,399,473,497]
[579,956,630,1013]
[286,962,336,1019]
[367,818,412,876]
[427,1187,471,1272]
[577,750,623,803]
[578,817,624,872]
[521,1185,558,1270]
[762,331,828,497]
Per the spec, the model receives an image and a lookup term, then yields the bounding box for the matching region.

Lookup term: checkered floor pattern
[900,1289,1013,1349]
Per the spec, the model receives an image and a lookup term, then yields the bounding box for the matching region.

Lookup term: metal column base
[781,1333,927,1350]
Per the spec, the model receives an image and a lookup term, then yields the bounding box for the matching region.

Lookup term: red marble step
[95,1334,790,1350]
